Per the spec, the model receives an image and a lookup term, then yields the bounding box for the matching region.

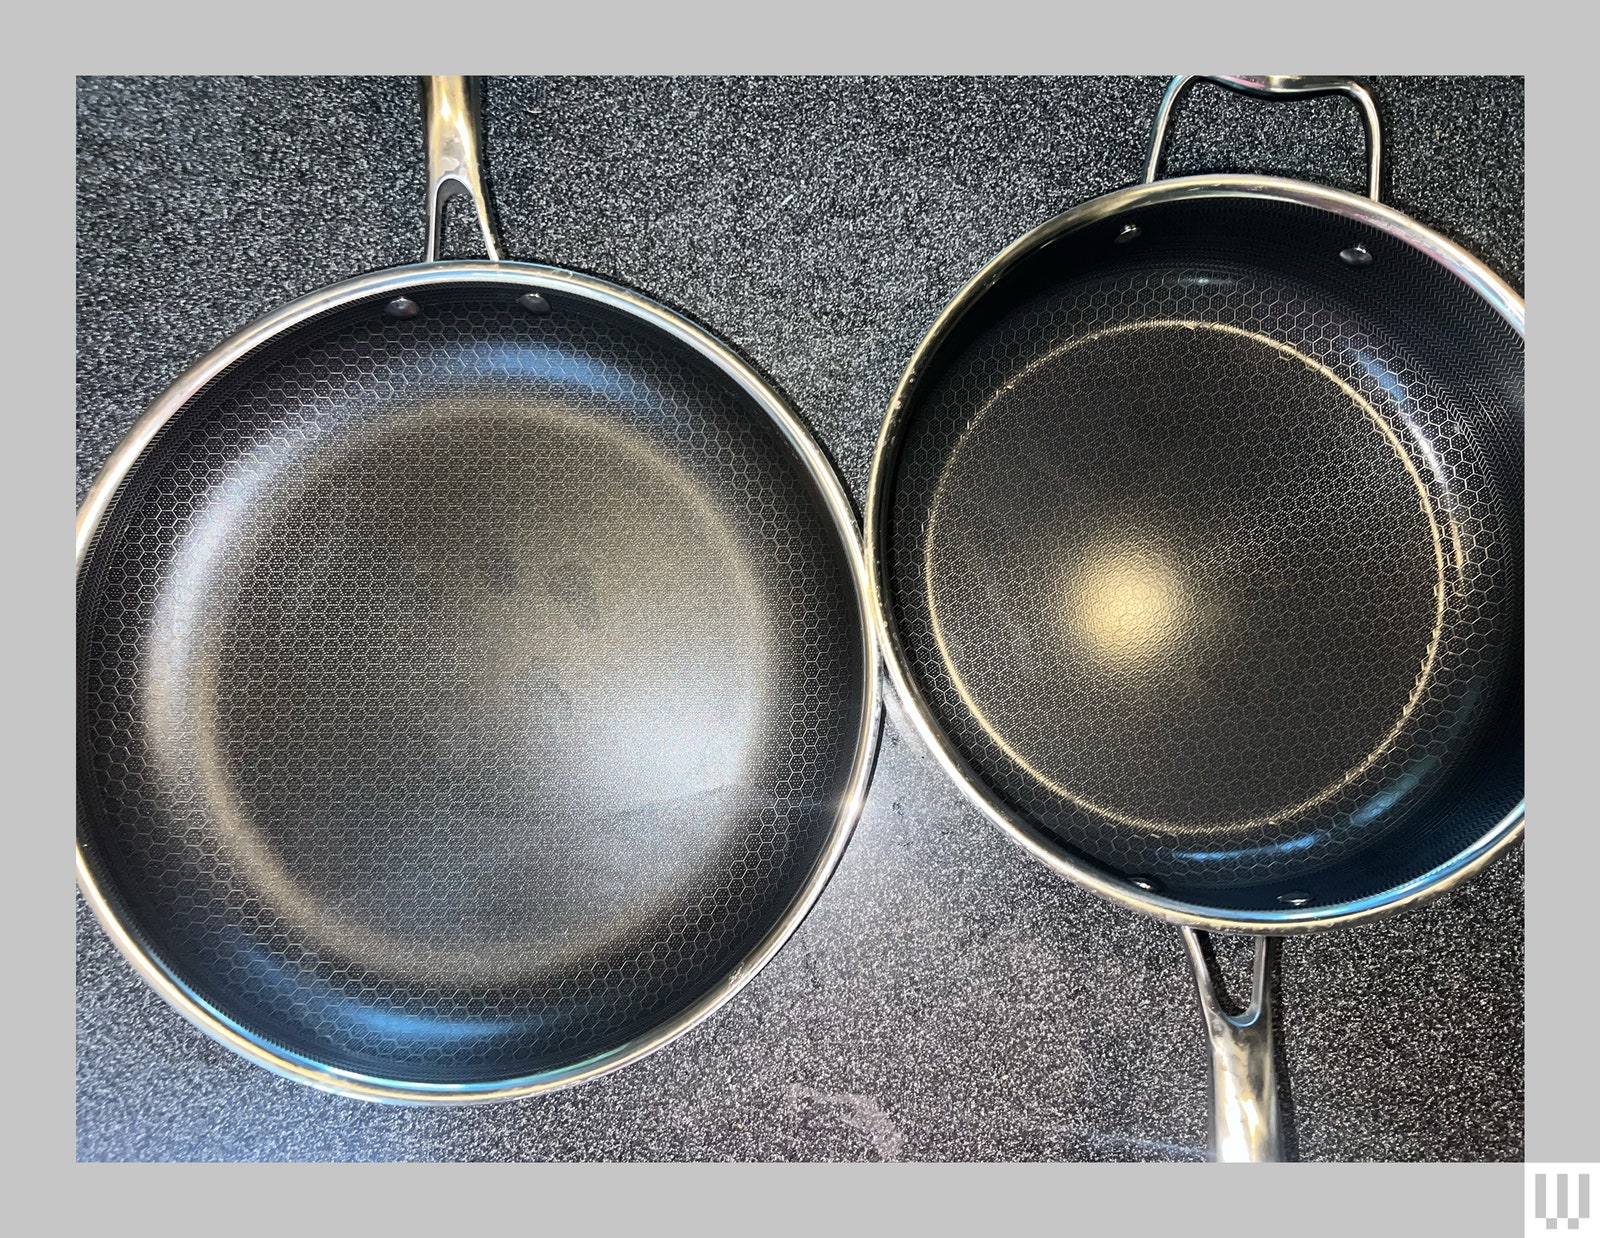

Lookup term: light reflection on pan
[922,319,1449,840]
[145,395,774,988]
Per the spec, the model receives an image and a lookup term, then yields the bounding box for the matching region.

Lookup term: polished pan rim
[864,174,1524,938]
[76,260,883,1104]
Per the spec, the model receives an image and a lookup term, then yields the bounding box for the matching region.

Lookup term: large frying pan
[76,77,880,1102]
[867,75,1522,1160]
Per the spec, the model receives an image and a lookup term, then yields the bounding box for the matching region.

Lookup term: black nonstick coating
[77,279,869,1087]
[879,193,1522,914]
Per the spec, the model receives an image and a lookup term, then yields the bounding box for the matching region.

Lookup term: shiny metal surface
[1145,75,1384,202]
[423,76,504,262]
[868,174,1524,936]
[1181,931,1281,1162]
[867,79,1522,1163]
[76,78,881,1104]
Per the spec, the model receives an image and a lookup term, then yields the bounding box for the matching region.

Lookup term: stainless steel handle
[422,75,505,263]
[1144,74,1383,202]
[1180,928,1283,1162]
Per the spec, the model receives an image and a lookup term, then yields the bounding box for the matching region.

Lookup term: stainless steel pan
[867,75,1522,1160]
[77,76,881,1102]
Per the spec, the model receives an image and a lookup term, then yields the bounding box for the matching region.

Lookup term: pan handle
[1180,928,1283,1162]
[1144,75,1383,202]
[422,75,506,262]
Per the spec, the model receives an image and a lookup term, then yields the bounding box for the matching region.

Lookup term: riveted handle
[1144,75,1383,202]
[1180,928,1283,1162]
[422,75,505,263]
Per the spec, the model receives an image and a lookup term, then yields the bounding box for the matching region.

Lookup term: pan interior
[78,282,867,1086]
[883,195,1522,913]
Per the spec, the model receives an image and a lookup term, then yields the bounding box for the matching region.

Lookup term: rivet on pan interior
[518,292,552,314]
[1278,891,1313,907]
[1115,223,1143,244]
[1129,875,1162,892]
[1339,244,1373,266]
[384,297,422,319]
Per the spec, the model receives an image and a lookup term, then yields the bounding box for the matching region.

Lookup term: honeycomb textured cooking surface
[883,196,1523,907]
[77,282,868,1086]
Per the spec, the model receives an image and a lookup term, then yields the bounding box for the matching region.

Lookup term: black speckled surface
[76,75,1524,1162]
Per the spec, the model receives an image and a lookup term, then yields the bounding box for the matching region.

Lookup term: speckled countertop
[76,75,1524,1162]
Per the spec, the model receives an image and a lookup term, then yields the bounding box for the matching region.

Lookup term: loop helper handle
[1145,72,1382,1162]
[1144,74,1384,202]
[422,75,505,262]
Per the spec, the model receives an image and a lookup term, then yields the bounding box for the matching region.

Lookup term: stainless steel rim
[865,173,1524,938]
[77,259,884,1103]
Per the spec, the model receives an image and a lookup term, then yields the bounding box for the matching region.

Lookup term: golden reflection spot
[923,319,1448,836]
[1063,547,1188,665]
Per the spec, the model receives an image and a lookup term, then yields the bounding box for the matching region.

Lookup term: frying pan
[76,76,880,1102]
[866,75,1523,1160]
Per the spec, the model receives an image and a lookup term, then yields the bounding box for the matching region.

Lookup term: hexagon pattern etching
[77,286,865,1084]
[887,246,1519,898]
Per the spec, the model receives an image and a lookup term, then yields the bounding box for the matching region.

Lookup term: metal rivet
[1115,223,1142,244]
[384,297,421,319]
[1339,244,1373,266]
[1129,875,1162,892]
[518,292,552,314]
[1278,891,1313,907]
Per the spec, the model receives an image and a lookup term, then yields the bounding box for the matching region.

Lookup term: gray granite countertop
[75,75,1524,1162]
